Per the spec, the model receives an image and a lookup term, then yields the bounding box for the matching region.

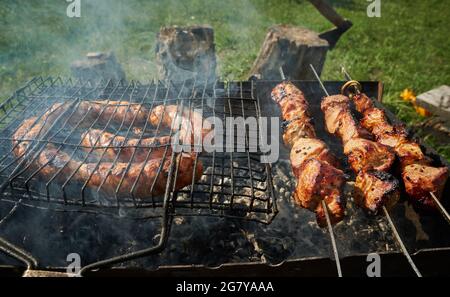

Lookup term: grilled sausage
[80,129,172,162]
[13,102,204,199]
[36,145,201,199]
[149,105,212,146]
[70,100,150,128]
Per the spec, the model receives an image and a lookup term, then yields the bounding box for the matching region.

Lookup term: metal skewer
[303,65,342,277]
[382,206,422,276]
[341,65,450,225]
[310,64,422,277]
[322,200,342,276]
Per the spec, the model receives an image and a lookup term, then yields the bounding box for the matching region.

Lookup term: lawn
[0,0,449,159]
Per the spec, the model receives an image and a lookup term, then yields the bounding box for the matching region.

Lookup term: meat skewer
[320,93,400,214]
[310,64,422,277]
[271,81,347,227]
[340,67,449,215]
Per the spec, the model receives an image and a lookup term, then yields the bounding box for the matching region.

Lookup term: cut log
[249,25,329,80]
[71,52,126,82]
[155,25,217,82]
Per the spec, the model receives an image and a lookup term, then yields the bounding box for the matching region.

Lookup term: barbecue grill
[0,77,449,276]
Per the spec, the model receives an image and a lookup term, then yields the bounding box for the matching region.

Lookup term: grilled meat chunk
[354,170,400,214]
[283,118,316,147]
[343,138,395,172]
[360,108,394,136]
[290,138,339,177]
[293,159,346,217]
[271,81,309,122]
[315,194,347,227]
[81,129,171,162]
[402,164,449,211]
[321,96,371,144]
[352,93,374,114]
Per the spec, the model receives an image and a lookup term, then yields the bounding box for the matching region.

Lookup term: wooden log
[155,25,217,82]
[249,25,329,80]
[70,52,126,82]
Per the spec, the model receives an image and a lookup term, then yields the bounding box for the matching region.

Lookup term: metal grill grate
[0,77,277,223]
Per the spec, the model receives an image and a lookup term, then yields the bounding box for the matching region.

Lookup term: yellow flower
[414,105,431,117]
[400,88,416,102]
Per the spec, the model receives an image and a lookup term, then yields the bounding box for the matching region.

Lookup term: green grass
[0,0,449,160]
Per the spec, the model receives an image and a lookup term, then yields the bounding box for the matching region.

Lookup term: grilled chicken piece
[290,138,339,177]
[354,170,400,215]
[343,138,395,172]
[81,129,171,162]
[293,159,346,217]
[402,164,448,211]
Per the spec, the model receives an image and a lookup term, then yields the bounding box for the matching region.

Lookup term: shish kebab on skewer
[303,66,401,215]
[319,93,401,214]
[271,81,346,227]
[340,70,448,212]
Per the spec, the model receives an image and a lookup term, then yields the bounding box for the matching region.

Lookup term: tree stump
[249,25,329,80]
[70,52,126,82]
[155,25,217,82]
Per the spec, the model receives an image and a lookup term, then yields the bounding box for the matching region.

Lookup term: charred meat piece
[81,129,172,162]
[293,159,346,222]
[354,170,400,215]
[402,164,449,211]
[290,138,339,177]
[343,138,395,172]
[271,81,309,122]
